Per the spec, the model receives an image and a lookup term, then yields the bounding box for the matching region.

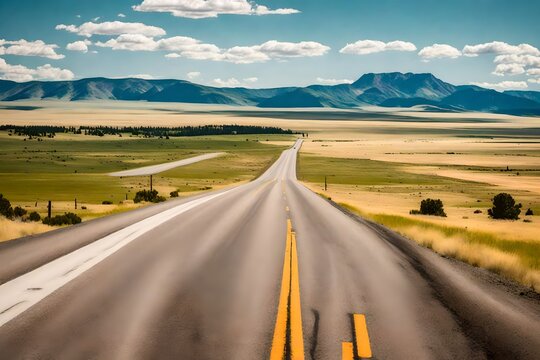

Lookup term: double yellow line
[342,313,372,359]
[270,219,305,360]
[269,219,372,360]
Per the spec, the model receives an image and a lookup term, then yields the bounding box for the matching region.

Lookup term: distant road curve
[108,152,224,177]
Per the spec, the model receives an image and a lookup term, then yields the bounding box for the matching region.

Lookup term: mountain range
[0,72,539,115]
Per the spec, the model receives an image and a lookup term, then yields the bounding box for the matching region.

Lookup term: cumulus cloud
[315,77,353,85]
[187,71,201,80]
[118,13,126,18]
[528,78,540,84]
[418,44,461,61]
[0,57,74,82]
[492,63,525,76]
[243,77,258,83]
[471,80,528,91]
[339,40,416,55]
[66,40,91,53]
[0,39,64,59]
[463,41,540,57]
[98,35,329,63]
[133,0,299,19]
[56,21,166,37]
[494,54,540,68]
[212,78,241,87]
[526,68,540,76]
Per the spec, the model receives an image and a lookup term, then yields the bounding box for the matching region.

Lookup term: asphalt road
[108,152,224,177]
[0,140,539,359]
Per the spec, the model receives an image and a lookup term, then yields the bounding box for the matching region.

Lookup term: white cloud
[494,54,540,68]
[243,77,258,83]
[492,63,525,76]
[76,14,81,18]
[418,44,461,61]
[127,74,154,79]
[98,35,329,63]
[187,71,200,80]
[463,41,540,57]
[315,77,353,85]
[56,21,166,37]
[0,39,64,59]
[0,57,74,82]
[93,17,101,22]
[66,40,91,53]
[526,68,540,76]
[118,13,126,18]
[95,34,159,51]
[339,40,416,55]
[213,78,241,87]
[528,78,540,84]
[133,0,299,19]
[471,81,528,91]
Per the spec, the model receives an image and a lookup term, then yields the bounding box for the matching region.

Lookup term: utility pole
[47,200,52,219]
[150,174,153,191]
[75,198,77,209]
[324,176,327,191]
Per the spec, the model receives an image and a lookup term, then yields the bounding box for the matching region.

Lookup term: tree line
[0,124,294,138]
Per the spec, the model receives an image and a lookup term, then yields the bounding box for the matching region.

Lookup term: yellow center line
[353,314,372,358]
[290,231,305,359]
[341,342,354,360]
[269,219,305,360]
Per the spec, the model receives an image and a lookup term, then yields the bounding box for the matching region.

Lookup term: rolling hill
[0,72,539,115]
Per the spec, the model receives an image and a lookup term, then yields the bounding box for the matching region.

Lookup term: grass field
[299,154,540,291]
[0,132,292,241]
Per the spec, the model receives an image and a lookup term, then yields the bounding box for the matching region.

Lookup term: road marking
[0,190,230,328]
[354,314,372,358]
[270,220,292,360]
[270,219,305,360]
[290,230,305,359]
[341,342,354,360]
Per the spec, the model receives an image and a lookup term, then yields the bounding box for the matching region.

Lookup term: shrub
[43,212,82,226]
[28,211,41,222]
[474,209,482,214]
[419,198,447,217]
[170,190,179,198]
[13,206,27,218]
[102,200,113,205]
[409,209,421,215]
[488,193,522,220]
[0,193,14,219]
[525,208,534,216]
[133,189,166,203]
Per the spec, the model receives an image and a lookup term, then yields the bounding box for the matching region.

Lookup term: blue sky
[1,0,539,90]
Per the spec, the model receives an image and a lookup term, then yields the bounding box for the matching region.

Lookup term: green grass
[297,154,475,186]
[0,133,292,204]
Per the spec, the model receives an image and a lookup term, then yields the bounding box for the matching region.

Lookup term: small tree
[28,211,41,222]
[488,193,522,220]
[13,206,27,218]
[419,198,447,217]
[525,208,534,216]
[0,194,14,219]
[170,190,179,198]
[134,189,166,203]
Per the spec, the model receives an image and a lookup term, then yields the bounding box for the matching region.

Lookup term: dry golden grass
[402,226,540,291]
[0,217,53,242]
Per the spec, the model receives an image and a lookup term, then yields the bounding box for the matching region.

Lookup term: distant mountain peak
[0,73,538,115]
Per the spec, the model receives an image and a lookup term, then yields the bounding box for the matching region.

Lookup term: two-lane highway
[0,140,539,359]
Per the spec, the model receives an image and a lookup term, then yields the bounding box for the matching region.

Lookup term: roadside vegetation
[299,154,540,291]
